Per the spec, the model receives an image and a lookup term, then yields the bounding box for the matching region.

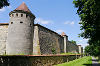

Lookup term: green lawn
[54,56,92,66]
[60,53,80,55]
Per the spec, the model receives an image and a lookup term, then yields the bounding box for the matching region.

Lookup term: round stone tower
[6,2,35,55]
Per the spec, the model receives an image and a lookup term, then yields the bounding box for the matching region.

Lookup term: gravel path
[92,57,100,66]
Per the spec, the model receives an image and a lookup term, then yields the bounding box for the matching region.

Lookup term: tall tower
[6,2,35,55]
[61,32,68,53]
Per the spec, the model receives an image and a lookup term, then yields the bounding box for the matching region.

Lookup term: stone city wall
[0,23,81,55]
[66,41,79,53]
[0,23,8,55]
[37,24,64,54]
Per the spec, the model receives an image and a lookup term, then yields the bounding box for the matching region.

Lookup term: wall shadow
[83,64,92,66]
[83,64,100,66]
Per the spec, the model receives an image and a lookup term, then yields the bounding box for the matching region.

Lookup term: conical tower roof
[15,2,31,12]
[61,32,67,36]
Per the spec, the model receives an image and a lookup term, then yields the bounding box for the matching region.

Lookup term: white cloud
[78,39,89,42]
[0,6,12,12]
[35,18,53,25]
[0,7,5,12]
[77,39,89,49]
[56,29,64,33]
[64,21,75,25]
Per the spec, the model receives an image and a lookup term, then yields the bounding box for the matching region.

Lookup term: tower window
[16,13,18,17]
[20,21,23,23]
[11,22,13,24]
[21,14,23,17]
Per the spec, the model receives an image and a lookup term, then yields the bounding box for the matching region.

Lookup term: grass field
[54,56,92,66]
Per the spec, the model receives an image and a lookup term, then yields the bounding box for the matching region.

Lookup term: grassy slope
[54,56,92,66]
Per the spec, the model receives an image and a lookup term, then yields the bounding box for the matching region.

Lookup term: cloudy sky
[0,0,89,49]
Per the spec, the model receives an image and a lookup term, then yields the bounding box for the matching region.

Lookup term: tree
[70,40,76,44]
[0,0,9,9]
[73,0,100,56]
[84,45,94,56]
[85,45,100,56]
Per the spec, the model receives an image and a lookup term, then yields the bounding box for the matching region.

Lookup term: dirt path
[92,57,100,66]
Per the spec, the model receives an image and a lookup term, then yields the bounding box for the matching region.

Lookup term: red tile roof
[61,32,66,36]
[15,2,31,12]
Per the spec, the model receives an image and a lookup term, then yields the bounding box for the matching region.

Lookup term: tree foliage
[73,0,100,56]
[0,0,9,9]
[85,45,100,56]
[70,40,76,44]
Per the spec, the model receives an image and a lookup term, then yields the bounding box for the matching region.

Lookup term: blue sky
[0,0,88,49]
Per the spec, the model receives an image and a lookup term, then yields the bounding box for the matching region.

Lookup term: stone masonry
[0,23,82,55]
[0,23,8,55]
[35,24,64,54]
[78,45,83,54]
[6,2,35,55]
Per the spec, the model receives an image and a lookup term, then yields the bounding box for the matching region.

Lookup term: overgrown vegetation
[54,56,92,66]
[51,48,56,54]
